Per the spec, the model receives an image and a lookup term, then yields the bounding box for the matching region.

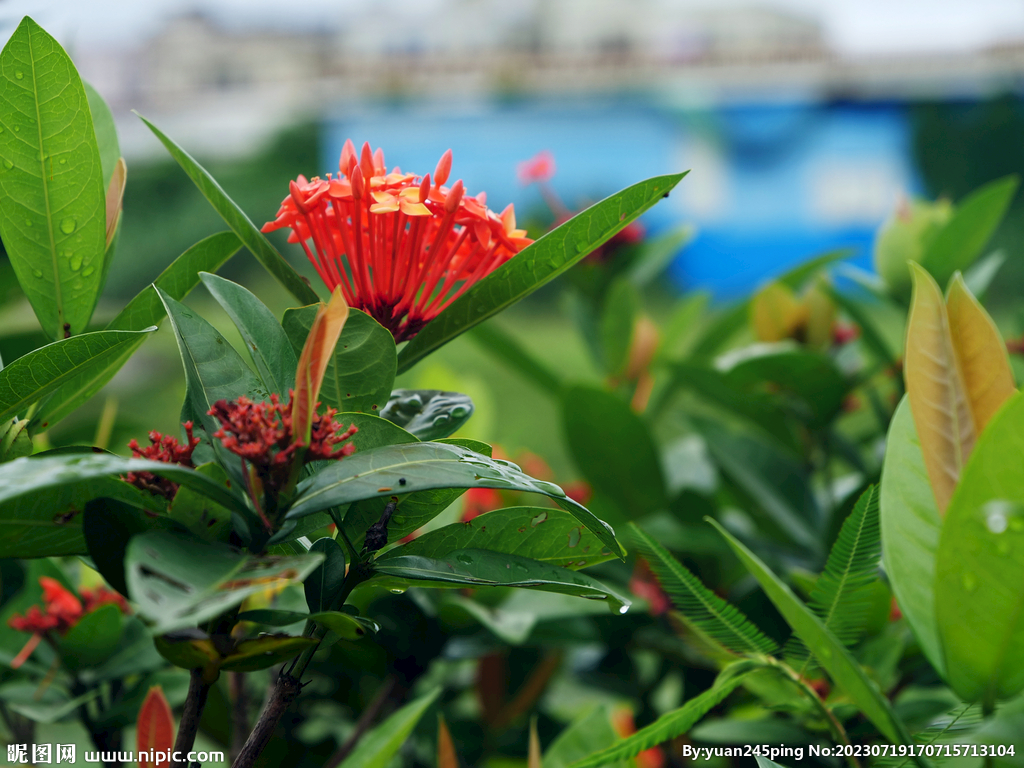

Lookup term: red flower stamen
[125,422,200,500]
[262,142,533,342]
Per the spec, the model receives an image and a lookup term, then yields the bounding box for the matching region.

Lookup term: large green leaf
[283,306,396,413]
[138,115,319,305]
[707,519,915,747]
[289,441,625,558]
[879,397,945,676]
[304,536,346,613]
[58,603,122,670]
[0,17,106,339]
[397,173,687,372]
[0,328,155,424]
[30,232,243,431]
[372,549,629,611]
[125,529,322,634]
[337,687,440,768]
[570,662,756,768]
[200,272,297,396]
[562,385,667,518]
[377,389,473,441]
[388,506,618,570]
[921,175,1019,288]
[84,82,119,188]
[0,477,161,558]
[935,390,1024,703]
[0,453,249,518]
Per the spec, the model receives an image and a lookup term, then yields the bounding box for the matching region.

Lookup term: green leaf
[468,321,564,395]
[137,114,319,305]
[921,175,1019,288]
[570,663,756,768]
[543,706,626,768]
[125,529,323,633]
[935,390,1024,703]
[0,479,159,560]
[283,306,396,413]
[562,385,667,518]
[305,536,346,613]
[237,609,376,640]
[397,173,687,372]
[372,548,629,611]
[337,687,440,768]
[879,397,945,676]
[0,417,31,461]
[289,441,626,558]
[200,272,297,396]
[218,635,317,672]
[108,232,243,332]
[0,682,100,725]
[707,518,915,747]
[600,278,639,375]
[628,523,777,655]
[0,452,249,520]
[378,389,473,441]
[627,223,694,287]
[58,603,122,670]
[389,506,618,570]
[0,17,107,339]
[84,82,119,188]
[168,462,234,542]
[0,328,154,424]
[340,488,465,555]
[84,496,170,597]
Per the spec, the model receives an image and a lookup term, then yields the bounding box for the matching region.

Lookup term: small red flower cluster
[208,393,357,490]
[8,578,130,669]
[126,422,200,499]
[263,142,532,342]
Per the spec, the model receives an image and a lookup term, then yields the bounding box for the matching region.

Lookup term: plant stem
[230,672,249,765]
[172,669,212,768]
[231,673,304,768]
[323,676,399,768]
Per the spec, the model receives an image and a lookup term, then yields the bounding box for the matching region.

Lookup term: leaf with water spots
[0,18,107,339]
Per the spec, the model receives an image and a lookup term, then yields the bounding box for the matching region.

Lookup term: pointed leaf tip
[437,715,459,768]
[137,685,175,768]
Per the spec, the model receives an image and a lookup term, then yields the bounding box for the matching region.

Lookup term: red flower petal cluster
[263,141,532,342]
[80,586,131,614]
[126,422,200,499]
[208,393,357,492]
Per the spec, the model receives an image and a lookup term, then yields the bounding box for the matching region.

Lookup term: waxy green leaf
[378,389,473,441]
[304,537,346,613]
[138,114,320,305]
[336,688,440,768]
[397,173,687,373]
[0,17,107,339]
[236,609,376,640]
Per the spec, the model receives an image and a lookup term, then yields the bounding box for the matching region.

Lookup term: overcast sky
[3,0,1024,56]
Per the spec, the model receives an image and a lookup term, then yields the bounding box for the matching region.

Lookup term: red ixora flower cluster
[8,578,129,669]
[126,422,200,499]
[262,141,533,342]
[208,393,357,490]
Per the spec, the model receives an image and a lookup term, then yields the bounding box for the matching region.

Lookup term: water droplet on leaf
[2,160,12,170]
[59,217,76,234]
[69,254,82,271]
[14,71,23,79]
[32,269,42,278]
[82,266,94,277]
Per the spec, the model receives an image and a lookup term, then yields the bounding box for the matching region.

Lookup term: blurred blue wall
[324,97,921,299]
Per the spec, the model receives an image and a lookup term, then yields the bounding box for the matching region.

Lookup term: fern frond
[628,523,777,656]
[786,485,882,669]
[570,661,758,768]
[872,704,981,768]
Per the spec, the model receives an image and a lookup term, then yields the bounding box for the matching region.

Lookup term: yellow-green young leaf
[529,717,542,768]
[437,716,458,768]
[945,273,1016,434]
[904,262,974,514]
[104,157,126,248]
[749,282,805,342]
[293,288,349,444]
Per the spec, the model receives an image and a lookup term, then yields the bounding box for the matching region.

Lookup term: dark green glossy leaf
[341,488,465,555]
[237,608,376,639]
[921,175,1019,288]
[200,272,297,396]
[397,173,687,373]
[935,390,1024,703]
[372,548,629,611]
[340,412,419,452]
[283,305,396,413]
[138,114,320,305]
[168,462,233,542]
[289,441,625,558]
[0,18,106,339]
[0,328,154,425]
[84,82,118,188]
[562,385,667,518]
[378,389,473,440]
[600,278,639,375]
[707,518,915,747]
[879,397,945,675]
[125,529,323,633]
[468,321,564,395]
[58,603,122,670]
[218,635,317,672]
[388,506,618,570]
[305,536,346,613]
[336,687,440,768]
[84,496,170,598]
